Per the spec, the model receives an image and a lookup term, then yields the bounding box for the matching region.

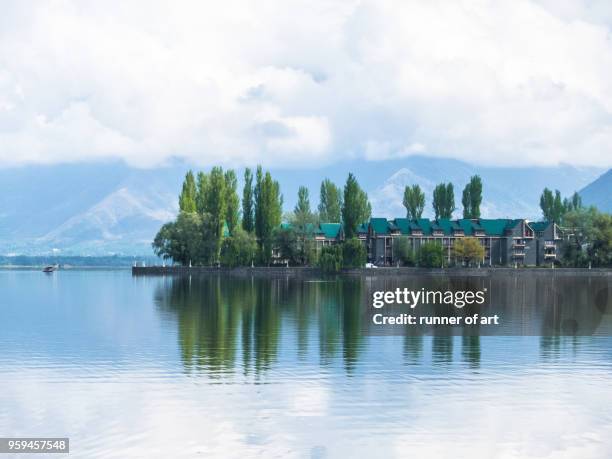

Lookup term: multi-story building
[367,218,562,267]
[276,218,562,267]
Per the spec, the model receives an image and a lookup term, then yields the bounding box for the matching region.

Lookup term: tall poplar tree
[178,170,197,213]
[206,167,227,261]
[242,168,254,233]
[318,179,342,223]
[224,169,240,235]
[461,175,483,219]
[403,184,425,220]
[433,183,455,219]
[294,186,313,227]
[195,171,209,214]
[342,173,371,238]
[254,166,282,264]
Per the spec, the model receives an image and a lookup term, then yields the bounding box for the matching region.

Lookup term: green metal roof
[392,218,411,234]
[478,219,511,236]
[319,223,342,239]
[357,223,368,234]
[370,218,390,235]
[417,218,432,236]
[457,219,481,235]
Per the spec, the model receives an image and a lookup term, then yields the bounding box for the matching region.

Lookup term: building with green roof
[366,217,562,266]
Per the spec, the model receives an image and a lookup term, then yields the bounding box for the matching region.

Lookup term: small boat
[42,264,58,273]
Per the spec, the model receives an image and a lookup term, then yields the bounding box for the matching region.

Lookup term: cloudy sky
[1,0,612,169]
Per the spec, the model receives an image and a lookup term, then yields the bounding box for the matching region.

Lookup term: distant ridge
[579,169,612,213]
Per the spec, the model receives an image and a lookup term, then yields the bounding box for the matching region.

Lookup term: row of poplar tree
[153,166,371,267]
[402,175,483,220]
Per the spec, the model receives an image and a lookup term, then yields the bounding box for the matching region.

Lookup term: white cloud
[1,0,612,168]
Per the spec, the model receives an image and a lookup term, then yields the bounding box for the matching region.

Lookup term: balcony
[544,253,556,259]
[512,240,526,248]
[512,252,525,258]
[544,241,555,247]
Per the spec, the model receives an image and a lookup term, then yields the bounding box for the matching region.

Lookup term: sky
[1,0,612,169]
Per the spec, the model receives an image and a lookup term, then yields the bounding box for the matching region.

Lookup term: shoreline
[131,266,612,277]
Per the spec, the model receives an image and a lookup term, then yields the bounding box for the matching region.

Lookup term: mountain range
[0,157,608,255]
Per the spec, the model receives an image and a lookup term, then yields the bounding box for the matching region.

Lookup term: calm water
[1,270,612,458]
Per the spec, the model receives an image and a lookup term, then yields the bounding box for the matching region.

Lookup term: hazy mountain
[579,169,612,213]
[0,163,183,255]
[368,158,603,220]
[0,157,604,255]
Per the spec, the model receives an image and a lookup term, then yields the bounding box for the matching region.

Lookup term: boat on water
[42,265,59,273]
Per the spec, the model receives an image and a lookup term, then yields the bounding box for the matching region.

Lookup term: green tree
[403,184,425,220]
[178,170,197,213]
[453,237,485,266]
[461,185,471,219]
[195,171,209,214]
[461,175,483,219]
[563,207,612,267]
[342,239,367,268]
[553,190,564,222]
[318,179,342,223]
[206,167,227,261]
[153,212,204,265]
[275,226,299,265]
[418,242,444,268]
[254,166,264,244]
[294,186,314,228]
[470,175,482,218]
[242,168,254,233]
[254,167,283,264]
[433,183,455,219]
[220,228,257,267]
[319,245,343,273]
[540,188,568,222]
[224,169,240,235]
[342,173,371,238]
[393,237,415,266]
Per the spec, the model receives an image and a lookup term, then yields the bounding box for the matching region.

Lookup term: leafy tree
[563,207,612,267]
[342,173,371,238]
[540,188,569,223]
[433,183,455,219]
[294,186,314,229]
[540,188,554,221]
[254,166,264,240]
[418,242,444,268]
[242,168,254,233]
[553,190,564,222]
[403,184,425,220]
[393,237,415,266]
[220,228,257,268]
[318,179,342,223]
[275,226,299,266]
[461,186,471,219]
[319,245,342,273]
[254,167,283,264]
[570,192,582,211]
[153,212,204,265]
[206,167,227,261]
[224,169,240,235]
[453,237,485,266]
[342,238,367,268]
[589,211,612,267]
[461,175,483,219]
[178,170,197,213]
[195,171,209,214]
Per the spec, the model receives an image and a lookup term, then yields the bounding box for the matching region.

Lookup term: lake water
[1,270,612,458]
